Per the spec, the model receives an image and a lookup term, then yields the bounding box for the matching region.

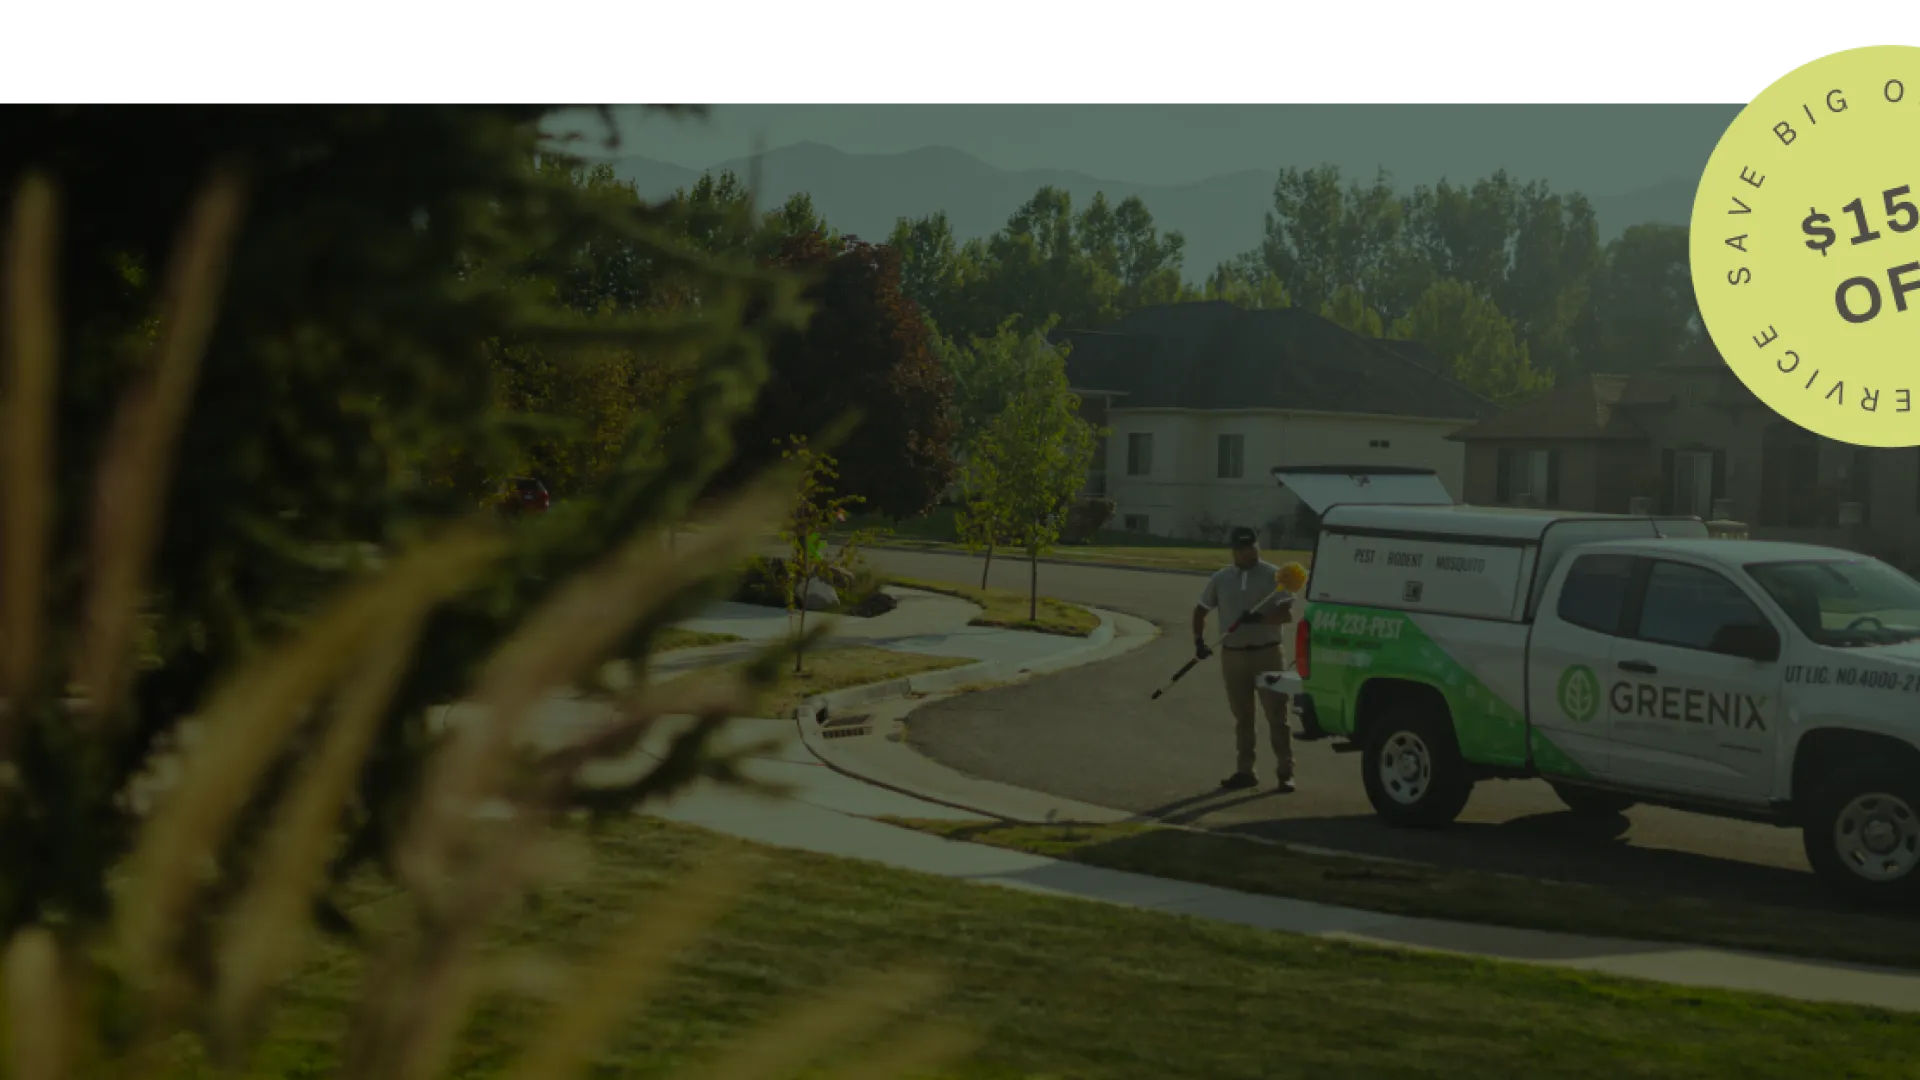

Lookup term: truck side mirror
[1710,622,1780,663]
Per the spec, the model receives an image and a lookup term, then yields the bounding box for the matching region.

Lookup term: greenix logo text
[1611,680,1767,731]
[1556,665,1600,723]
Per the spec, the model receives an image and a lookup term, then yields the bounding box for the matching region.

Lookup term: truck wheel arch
[1792,728,1920,812]
[1352,677,1455,746]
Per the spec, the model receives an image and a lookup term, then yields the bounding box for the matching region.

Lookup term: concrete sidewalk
[475,590,1920,1015]
[601,713,1920,1015]
[649,587,1101,684]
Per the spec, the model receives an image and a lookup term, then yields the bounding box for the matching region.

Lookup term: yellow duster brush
[1278,561,1308,594]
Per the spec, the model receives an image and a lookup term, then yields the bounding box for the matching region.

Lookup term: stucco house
[1055,302,1495,547]
[1446,358,1920,569]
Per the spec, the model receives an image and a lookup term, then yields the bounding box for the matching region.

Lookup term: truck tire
[1550,782,1636,817]
[1802,764,1920,907]
[1361,705,1473,828]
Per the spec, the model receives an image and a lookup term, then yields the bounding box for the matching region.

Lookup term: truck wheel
[1550,782,1636,817]
[1362,705,1473,828]
[1802,765,1920,907]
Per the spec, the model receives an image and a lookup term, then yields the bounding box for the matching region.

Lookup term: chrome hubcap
[1378,731,1433,806]
[1834,792,1920,883]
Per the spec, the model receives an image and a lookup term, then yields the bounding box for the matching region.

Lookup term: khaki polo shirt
[1199,560,1286,648]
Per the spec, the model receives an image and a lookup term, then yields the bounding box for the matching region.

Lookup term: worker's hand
[1263,600,1294,625]
[1193,638,1213,661]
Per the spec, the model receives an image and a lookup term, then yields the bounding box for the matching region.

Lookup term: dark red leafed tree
[728,232,957,519]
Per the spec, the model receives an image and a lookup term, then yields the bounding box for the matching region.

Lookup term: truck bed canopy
[1274,467,1711,621]
[1319,504,1648,543]
[1270,465,1454,515]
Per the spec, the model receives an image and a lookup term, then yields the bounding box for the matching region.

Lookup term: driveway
[860,547,1840,912]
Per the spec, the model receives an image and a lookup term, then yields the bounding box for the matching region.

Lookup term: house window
[1672,450,1715,517]
[1122,514,1149,533]
[1838,449,1873,525]
[1216,434,1245,479]
[1495,447,1558,507]
[1126,433,1154,477]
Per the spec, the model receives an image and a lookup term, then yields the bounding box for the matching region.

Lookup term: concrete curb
[791,607,1163,825]
[792,604,1122,720]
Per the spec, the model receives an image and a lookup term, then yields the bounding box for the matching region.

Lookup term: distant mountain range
[600,142,1697,283]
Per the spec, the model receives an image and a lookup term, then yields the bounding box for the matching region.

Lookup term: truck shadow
[1209,811,1841,913]
[930,818,1920,974]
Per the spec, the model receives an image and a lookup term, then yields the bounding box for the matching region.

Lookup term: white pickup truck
[1270,465,1920,904]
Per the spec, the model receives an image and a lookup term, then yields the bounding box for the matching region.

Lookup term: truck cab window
[1556,554,1637,635]
[1633,561,1768,652]
[1745,558,1920,647]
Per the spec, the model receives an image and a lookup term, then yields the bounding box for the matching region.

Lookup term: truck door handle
[1618,660,1658,674]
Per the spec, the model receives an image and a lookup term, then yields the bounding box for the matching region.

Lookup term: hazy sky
[549,104,1745,195]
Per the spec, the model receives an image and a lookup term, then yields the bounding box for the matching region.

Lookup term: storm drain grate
[818,714,872,740]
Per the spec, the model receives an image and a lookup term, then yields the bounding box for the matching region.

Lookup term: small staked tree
[966,378,1099,622]
[955,458,1014,590]
[777,437,875,673]
[942,319,1079,590]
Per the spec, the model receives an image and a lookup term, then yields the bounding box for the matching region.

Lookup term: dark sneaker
[1219,772,1257,791]
[1274,776,1297,794]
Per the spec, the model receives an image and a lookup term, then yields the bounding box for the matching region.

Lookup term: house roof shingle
[1055,302,1494,422]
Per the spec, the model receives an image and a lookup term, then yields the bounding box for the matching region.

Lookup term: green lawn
[161,817,1920,1079]
[1047,542,1311,575]
[840,509,1314,577]
[675,642,975,718]
[887,577,1101,637]
[656,628,744,652]
[861,535,1311,577]
[891,819,1920,973]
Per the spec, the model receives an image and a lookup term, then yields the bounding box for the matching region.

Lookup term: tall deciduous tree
[1202,256,1291,309]
[935,318,1068,452]
[1319,285,1384,338]
[1574,223,1704,372]
[1389,279,1552,406]
[972,187,1119,336]
[887,210,966,329]
[1077,192,1187,311]
[1252,166,1406,315]
[721,232,958,519]
[1236,166,1600,380]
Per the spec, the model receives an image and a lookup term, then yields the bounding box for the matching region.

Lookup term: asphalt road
[864,546,1844,912]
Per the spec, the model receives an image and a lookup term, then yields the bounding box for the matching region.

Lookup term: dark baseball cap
[1229,526,1259,548]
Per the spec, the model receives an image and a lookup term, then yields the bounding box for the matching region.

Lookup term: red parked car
[499,476,550,517]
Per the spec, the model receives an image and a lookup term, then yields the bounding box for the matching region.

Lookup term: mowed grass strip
[889,818,1920,974]
[175,817,1920,1080]
[1058,542,1313,575]
[655,628,744,652]
[888,576,1100,637]
[672,642,974,718]
[856,532,1313,576]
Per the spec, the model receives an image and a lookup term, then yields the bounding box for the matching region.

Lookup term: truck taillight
[1295,619,1311,679]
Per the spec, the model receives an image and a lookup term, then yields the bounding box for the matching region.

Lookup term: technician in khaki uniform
[1192,526,1296,792]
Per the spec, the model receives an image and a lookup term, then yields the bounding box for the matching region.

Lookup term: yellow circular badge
[1691,45,1920,447]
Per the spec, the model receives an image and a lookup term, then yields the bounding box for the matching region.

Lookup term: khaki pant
[1220,644,1293,779]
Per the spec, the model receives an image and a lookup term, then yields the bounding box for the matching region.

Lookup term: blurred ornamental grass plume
[0,138,972,1080]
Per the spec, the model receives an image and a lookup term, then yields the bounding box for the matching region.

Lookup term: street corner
[793,689,1136,826]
